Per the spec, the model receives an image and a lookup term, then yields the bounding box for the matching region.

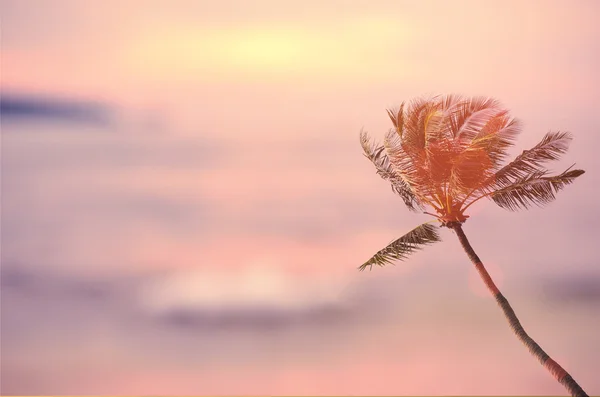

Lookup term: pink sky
[2,0,600,395]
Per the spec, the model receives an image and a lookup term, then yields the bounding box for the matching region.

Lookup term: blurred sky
[1,0,599,395]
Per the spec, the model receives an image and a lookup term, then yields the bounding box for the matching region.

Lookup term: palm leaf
[360,131,423,211]
[449,117,521,199]
[442,94,466,138]
[358,223,441,271]
[452,97,503,141]
[470,114,521,169]
[490,131,573,189]
[402,98,432,153]
[490,166,585,211]
[384,127,439,203]
[386,103,405,136]
[449,145,495,199]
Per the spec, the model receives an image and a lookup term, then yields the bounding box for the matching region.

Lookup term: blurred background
[1,0,599,395]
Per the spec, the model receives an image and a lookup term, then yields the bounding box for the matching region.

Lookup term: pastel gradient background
[1,0,599,395]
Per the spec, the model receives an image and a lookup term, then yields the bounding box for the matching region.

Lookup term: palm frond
[358,223,441,271]
[443,94,466,138]
[423,105,446,144]
[383,126,439,204]
[448,145,495,199]
[360,130,423,211]
[452,97,503,141]
[468,113,521,165]
[402,98,432,152]
[386,102,405,136]
[449,116,522,198]
[490,166,585,211]
[490,131,574,189]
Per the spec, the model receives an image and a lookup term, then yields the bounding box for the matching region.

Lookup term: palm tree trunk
[450,223,588,397]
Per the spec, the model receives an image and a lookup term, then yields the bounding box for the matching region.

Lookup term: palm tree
[359,95,588,397]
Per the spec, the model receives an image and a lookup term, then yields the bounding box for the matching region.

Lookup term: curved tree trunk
[450,223,588,397]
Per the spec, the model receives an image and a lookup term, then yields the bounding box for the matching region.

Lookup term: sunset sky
[1,0,599,395]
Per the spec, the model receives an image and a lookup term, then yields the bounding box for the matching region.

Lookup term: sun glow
[124,27,346,78]
[226,30,336,71]
[122,18,414,82]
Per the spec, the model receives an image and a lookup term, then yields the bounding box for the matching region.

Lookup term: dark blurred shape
[157,303,358,332]
[542,273,600,305]
[0,263,33,290]
[1,92,114,126]
[0,262,121,303]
